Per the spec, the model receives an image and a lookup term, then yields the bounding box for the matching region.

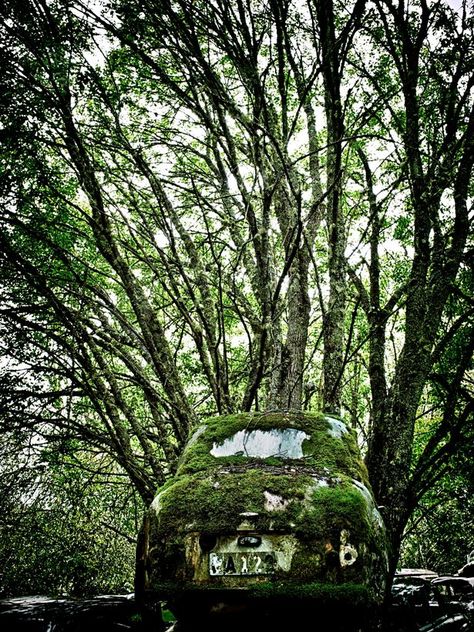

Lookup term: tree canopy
[0,0,473,586]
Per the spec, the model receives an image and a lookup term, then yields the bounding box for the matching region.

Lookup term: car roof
[433,576,474,587]
[395,568,438,579]
[176,411,370,486]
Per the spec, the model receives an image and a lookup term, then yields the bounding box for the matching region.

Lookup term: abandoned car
[390,573,471,631]
[432,577,474,625]
[135,411,389,626]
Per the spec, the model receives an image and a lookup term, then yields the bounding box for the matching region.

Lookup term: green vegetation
[0,441,140,597]
[0,0,472,596]
[161,609,176,623]
[0,494,137,598]
[400,442,474,575]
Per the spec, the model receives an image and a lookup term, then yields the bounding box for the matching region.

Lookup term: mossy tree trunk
[361,0,474,573]
[315,0,348,416]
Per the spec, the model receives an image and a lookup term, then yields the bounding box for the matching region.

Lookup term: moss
[297,479,372,541]
[161,608,176,623]
[301,430,368,484]
[247,580,370,605]
[155,468,308,536]
[151,468,376,555]
[289,550,323,580]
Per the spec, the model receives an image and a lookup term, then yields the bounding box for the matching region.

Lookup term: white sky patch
[154,231,169,249]
[445,0,465,12]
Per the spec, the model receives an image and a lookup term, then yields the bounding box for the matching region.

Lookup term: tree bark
[315,0,347,415]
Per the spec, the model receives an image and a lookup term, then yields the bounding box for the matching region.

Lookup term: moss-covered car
[135,412,389,627]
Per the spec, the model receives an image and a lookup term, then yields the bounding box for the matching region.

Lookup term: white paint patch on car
[264,490,290,512]
[325,416,349,438]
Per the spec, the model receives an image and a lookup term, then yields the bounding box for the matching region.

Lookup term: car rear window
[210,428,309,459]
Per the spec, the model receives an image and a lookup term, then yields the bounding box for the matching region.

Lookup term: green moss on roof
[176,411,369,487]
[147,412,376,539]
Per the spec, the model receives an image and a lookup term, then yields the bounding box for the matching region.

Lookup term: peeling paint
[264,491,289,512]
[325,416,349,439]
[340,545,358,567]
[339,530,358,568]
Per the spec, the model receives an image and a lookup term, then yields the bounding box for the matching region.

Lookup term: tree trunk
[268,250,311,410]
[315,0,347,415]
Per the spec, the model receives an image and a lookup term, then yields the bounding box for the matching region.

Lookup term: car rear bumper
[142,579,375,609]
[139,581,381,629]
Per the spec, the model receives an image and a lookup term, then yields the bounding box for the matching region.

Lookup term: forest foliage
[0,0,472,595]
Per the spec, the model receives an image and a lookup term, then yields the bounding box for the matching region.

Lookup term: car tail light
[199,534,217,552]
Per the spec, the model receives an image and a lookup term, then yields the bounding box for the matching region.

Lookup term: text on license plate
[209,551,277,576]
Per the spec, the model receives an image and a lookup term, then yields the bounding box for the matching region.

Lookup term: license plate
[209,551,276,576]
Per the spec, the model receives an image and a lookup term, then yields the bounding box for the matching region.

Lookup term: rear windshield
[210,428,309,459]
